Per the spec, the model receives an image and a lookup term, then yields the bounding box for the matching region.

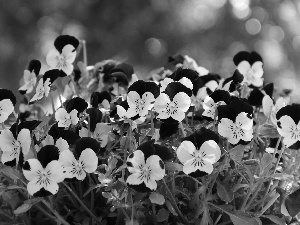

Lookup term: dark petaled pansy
[248,88,265,107]
[217,99,254,145]
[126,140,168,192]
[48,123,81,145]
[54,35,79,53]
[28,59,41,76]
[74,137,101,158]
[65,97,88,115]
[90,91,111,109]
[276,105,300,150]
[202,90,230,121]
[86,108,102,132]
[233,51,264,87]
[177,127,220,177]
[159,119,179,140]
[0,89,17,106]
[22,145,64,197]
[110,62,134,82]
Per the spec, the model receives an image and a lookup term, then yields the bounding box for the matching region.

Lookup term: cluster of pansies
[1,35,300,224]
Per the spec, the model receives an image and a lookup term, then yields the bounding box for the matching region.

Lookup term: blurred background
[1,0,300,104]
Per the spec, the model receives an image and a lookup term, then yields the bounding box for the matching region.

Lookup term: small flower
[154,92,191,122]
[18,70,37,94]
[55,108,79,128]
[126,150,165,190]
[30,78,51,103]
[233,51,264,87]
[41,135,69,153]
[127,91,155,118]
[183,55,209,76]
[160,77,193,92]
[218,112,253,145]
[22,145,64,197]
[59,148,98,180]
[46,44,76,76]
[177,140,220,175]
[0,129,31,164]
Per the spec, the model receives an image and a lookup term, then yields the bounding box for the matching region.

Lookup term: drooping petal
[1,151,18,164]
[62,63,74,76]
[17,129,31,155]
[199,140,221,164]
[126,106,138,118]
[69,109,79,125]
[30,79,44,102]
[171,110,186,122]
[251,77,264,87]
[127,150,145,169]
[237,61,251,75]
[23,159,43,181]
[116,105,127,120]
[80,148,98,173]
[146,155,165,180]
[46,49,60,68]
[79,127,89,138]
[0,129,16,152]
[177,141,196,164]
[0,99,14,123]
[42,135,55,146]
[262,95,273,118]
[44,78,51,97]
[126,172,144,185]
[144,178,157,190]
[46,160,65,183]
[55,138,69,153]
[43,179,60,195]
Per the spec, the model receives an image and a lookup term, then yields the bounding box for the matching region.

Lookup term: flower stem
[151,203,158,225]
[49,92,56,115]
[179,122,186,138]
[163,178,189,224]
[62,182,102,224]
[41,199,70,225]
[150,109,155,136]
[81,40,88,67]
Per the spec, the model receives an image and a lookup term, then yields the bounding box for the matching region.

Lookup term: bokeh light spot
[245,18,261,35]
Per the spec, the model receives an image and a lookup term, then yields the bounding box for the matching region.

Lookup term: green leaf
[149,192,165,205]
[165,200,178,216]
[165,162,183,172]
[229,145,244,162]
[261,215,285,225]
[260,153,272,175]
[14,198,41,215]
[217,182,233,203]
[156,208,170,222]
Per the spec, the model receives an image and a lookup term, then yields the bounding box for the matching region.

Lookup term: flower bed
[0,35,299,225]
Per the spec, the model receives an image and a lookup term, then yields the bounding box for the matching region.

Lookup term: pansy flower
[46,35,79,77]
[177,128,220,175]
[41,135,69,153]
[79,123,112,148]
[126,80,159,118]
[263,97,286,125]
[91,91,111,112]
[126,140,172,192]
[182,55,209,76]
[217,99,254,145]
[19,60,41,95]
[276,105,300,150]
[233,51,264,87]
[247,83,274,107]
[22,145,65,197]
[0,89,16,123]
[154,82,192,122]
[0,128,31,164]
[59,148,98,180]
[29,78,51,103]
[65,97,88,116]
[48,123,81,146]
[202,90,230,120]
[55,108,79,128]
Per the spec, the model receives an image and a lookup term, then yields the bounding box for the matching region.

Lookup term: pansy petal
[55,108,70,128]
[126,107,138,118]
[262,95,273,118]
[62,45,76,63]
[116,105,127,119]
[62,63,74,76]
[200,140,221,163]
[17,129,31,155]
[160,78,173,92]
[59,149,77,168]
[0,99,14,123]
[42,135,55,146]
[79,148,98,173]
[179,77,193,90]
[0,129,15,152]
[252,61,264,78]
[27,179,43,196]
[237,61,251,75]
[146,155,165,180]
[251,77,264,87]
[46,49,60,67]
[236,112,253,130]
[126,172,144,185]
[1,151,17,164]
[177,141,196,164]
[183,158,214,175]
[127,91,141,109]
[173,92,191,112]
[171,110,186,122]
[127,150,145,169]
[218,118,234,137]
[46,160,65,183]
[277,115,299,147]
[55,138,69,153]
[44,179,60,195]
[144,179,157,190]
[23,159,44,181]
[79,127,89,138]
[69,109,79,125]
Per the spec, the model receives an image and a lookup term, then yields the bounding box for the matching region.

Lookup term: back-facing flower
[29,78,51,103]
[55,108,79,128]
[19,60,41,95]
